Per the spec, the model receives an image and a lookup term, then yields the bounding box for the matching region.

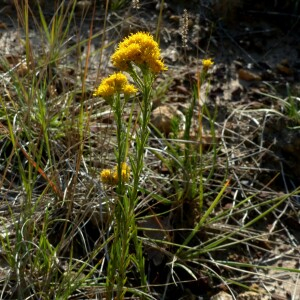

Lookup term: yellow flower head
[202,58,214,70]
[123,84,138,95]
[100,162,130,185]
[113,162,131,183]
[93,72,138,99]
[100,169,114,185]
[111,32,167,73]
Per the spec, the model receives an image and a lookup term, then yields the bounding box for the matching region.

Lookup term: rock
[210,291,233,300]
[238,69,262,81]
[0,22,7,29]
[276,60,294,76]
[76,0,92,12]
[161,45,179,63]
[151,105,185,136]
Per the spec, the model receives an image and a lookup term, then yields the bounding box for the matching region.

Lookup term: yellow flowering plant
[197,58,214,213]
[95,73,136,298]
[94,32,166,298]
[202,58,214,71]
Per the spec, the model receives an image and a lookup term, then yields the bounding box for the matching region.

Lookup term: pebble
[238,69,262,81]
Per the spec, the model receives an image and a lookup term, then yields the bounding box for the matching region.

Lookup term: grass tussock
[0,1,299,299]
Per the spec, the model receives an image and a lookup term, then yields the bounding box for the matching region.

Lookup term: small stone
[76,0,92,12]
[0,22,7,29]
[169,15,180,23]
[238,69,262,81]
[151,105,185,136]
[210,291,233,300]
[276,62,294,76]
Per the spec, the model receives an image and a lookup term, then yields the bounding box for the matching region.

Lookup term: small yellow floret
[93,72,137,99]
[100,162,131,185]
[202,58,214,70]
[100,169,114,185]
[123,84,138,95]
[113,162,131,183]
[148,59,168,73]
[121,163,131,182]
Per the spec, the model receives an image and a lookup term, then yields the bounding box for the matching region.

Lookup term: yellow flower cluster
[111,32,167,73]
[93,72,137,99]
[100,162,131,185]
[202,58,214,70]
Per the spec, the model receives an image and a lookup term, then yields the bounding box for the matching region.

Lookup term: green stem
[130,71,154,207]
[129,70,154,294]
[107,92,130,299]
